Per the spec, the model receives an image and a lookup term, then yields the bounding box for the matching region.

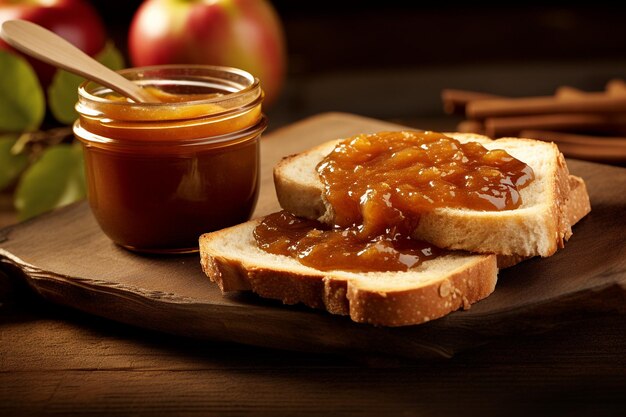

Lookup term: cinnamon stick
[456,120,485,134]
[520,130,626,147]
[467,94,626,120]
[441,89,502,115]
[555,87,613,102]
[519,130,626,162]
[484,113,626,138]
[555,86,586,99]
[606,79,626,95]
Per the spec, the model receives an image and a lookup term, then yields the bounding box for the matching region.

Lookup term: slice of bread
[199,174,589,326]
[274,132,571,258]
[200,219,498,327]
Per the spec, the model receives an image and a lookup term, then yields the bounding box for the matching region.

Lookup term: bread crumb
[439,280,452,297]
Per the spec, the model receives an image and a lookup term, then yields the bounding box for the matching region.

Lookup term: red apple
[0,0,106,87]
[129,0,286,106]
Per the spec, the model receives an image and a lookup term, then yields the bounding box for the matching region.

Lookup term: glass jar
[74,65,267,254]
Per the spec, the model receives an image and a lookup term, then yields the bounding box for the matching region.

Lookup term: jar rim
[74,114,268,150]
[77,64,261,109]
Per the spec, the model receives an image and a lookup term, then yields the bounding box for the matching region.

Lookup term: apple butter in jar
[74,65,267,254]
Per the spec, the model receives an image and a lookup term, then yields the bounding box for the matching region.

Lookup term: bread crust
[496,174,590,268]
[345,255,497,326]
[199,223,498,327]
[274,153,328,222]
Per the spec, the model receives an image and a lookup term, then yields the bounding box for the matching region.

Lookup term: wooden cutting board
[1,112,625,359]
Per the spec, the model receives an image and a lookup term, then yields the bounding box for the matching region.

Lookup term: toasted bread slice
[200,219,498,327]
[274,133,571,258]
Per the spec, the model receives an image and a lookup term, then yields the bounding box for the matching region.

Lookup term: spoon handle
[0,20,156,103]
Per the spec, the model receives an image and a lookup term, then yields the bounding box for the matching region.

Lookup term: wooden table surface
[2,286,625,417]
[1,116,625,417]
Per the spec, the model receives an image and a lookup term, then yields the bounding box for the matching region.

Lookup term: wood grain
[1,298,625,417]
[1,112,625,360]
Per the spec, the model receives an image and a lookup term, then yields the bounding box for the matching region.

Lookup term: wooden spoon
[0,20,157,103]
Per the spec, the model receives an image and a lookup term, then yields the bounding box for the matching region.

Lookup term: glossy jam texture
[318,131,535,236]
[254,131,534,272]
[85,137,259,253]
[82,86,261,141]
[104,86,224,103]
[76,83,264,253]
[254,211,443,272]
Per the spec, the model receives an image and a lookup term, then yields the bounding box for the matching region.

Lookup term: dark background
[91,1,626,129]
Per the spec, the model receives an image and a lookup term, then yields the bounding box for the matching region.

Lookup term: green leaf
[0,134,29,190]
[96,41,125,71]
[15,143,86,221]
[48,42,126,125]
[47,71,84,125]
[0,51,45,132]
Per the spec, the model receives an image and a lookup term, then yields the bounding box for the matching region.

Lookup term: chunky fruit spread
[255,131,534,272]
[76,83,264,253]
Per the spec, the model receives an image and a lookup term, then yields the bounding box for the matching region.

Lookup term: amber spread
[76,84,264,253]
[86,86,260,141]
[318,131,535,234]
[255,211,443,272]
[255,131,535,272]
[104,86,224,103]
